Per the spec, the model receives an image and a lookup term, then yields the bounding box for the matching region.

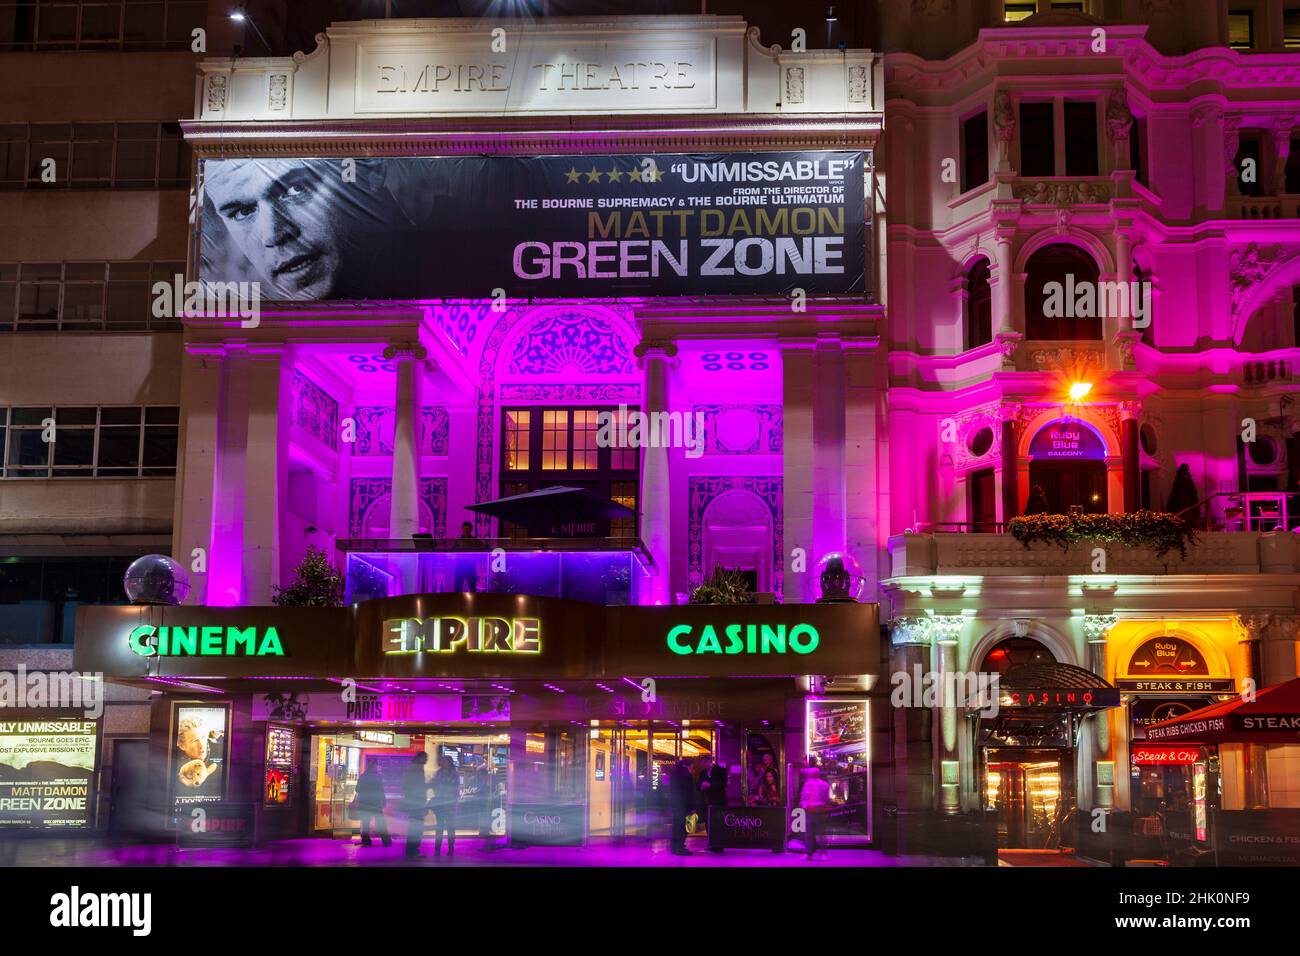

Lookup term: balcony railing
[888,528,1299,578]
[337,537,655,606]
[1228,195,1300,219]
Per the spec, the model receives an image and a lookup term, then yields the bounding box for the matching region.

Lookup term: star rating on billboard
[562,164,663,184]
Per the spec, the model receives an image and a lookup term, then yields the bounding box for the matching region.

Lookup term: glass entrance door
[986,754,1063,848]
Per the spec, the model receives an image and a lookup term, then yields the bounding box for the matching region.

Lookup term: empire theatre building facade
[73,15,887,850]
[879,2,1300,861]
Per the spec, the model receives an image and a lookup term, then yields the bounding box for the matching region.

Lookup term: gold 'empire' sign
[383,616,541,654]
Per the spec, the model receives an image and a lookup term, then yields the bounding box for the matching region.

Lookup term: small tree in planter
[688,567,755,605]
[273,545,344,607]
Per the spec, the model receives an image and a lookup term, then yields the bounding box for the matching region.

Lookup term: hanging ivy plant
[1008,511,1196,559]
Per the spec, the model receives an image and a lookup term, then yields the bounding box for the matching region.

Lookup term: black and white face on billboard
[199,151,869,301]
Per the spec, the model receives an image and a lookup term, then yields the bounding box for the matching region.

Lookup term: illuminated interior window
[571,408,598,470]
[542,409,569,470]
[1228,11,1254,49]
[504,409,530,471]
[1004,2,1037,21]
[1286,10,1300,49]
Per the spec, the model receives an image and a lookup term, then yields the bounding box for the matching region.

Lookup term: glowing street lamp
[1068,381,1093,402]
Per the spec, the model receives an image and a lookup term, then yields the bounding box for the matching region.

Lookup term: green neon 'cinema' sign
[128,624,285,657]
[666,623,819,655]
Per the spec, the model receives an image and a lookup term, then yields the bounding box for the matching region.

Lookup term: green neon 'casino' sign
[128,624,285,657]
[666,622,819,655]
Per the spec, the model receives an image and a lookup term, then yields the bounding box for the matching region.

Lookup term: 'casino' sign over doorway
[1027,420,1107,460]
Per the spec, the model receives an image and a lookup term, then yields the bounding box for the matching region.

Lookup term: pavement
[0,833,990,867]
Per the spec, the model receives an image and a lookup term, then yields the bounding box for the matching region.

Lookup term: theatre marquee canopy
[74,596,879,682]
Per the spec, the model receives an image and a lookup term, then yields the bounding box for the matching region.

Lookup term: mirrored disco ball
[123,554,191,606]
[812,550,864,603]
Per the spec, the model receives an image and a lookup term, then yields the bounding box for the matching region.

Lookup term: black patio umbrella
[466,486,638,536]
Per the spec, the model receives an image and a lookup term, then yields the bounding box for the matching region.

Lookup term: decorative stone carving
[268,73,289,111]
[994,331,1022,370]
[1189,104,1221,130]
[290,371,339,452]
[1083,614,1118,642]
[785,67,805,105]
[1106,90,1133,143]
[1013,180,1111,205]
[1229,243,1300,321]
[929,614,964,643]
[1029,347,1103,372]
[206,74,228,113]
[993,90,1016,170]
[891,617,934,646]
[847,66,868,103]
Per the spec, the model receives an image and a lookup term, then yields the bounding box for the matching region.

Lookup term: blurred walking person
[356,761,392,847]
[401,752,430,859]
[432,754,461,857]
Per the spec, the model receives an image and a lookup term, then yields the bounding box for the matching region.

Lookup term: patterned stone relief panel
[348,477,448,538]
[352,406,450,456]
[693,405,783,455]
[290,371,339,452]
[687,475,784,600]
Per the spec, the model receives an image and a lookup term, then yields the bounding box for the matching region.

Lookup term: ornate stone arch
[1108,621,1235,682]
[1015,406,1120,459]
[1230,244,1300,349]
[1014,228,1115,276]
[967,618,1080,672]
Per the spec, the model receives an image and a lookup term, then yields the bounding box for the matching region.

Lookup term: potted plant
[687,567,755,605]
[273,545,344,607]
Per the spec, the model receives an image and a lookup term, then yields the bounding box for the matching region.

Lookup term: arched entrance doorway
[1027,419,1108,513]
[978,638,1119,853]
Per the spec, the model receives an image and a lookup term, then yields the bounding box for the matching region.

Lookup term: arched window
[1025,243,1102,341]
[965,258,992,350]
[980,636,1056,674]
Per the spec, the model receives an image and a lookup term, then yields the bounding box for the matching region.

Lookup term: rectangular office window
[1,123,192,190]
[1228,11,1254,49]
[962,110,989,192]
[1019,102,1055,177]
[1,0,208,51]
[1,260,183,331]
[1063,101,1099,177]
[0,406,179,478]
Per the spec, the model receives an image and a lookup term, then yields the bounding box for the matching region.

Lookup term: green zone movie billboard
[198,151,868,300]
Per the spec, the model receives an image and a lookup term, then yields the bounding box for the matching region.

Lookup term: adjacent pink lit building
[879,3,1300,859]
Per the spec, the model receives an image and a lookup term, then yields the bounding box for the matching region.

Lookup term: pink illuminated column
[242,345,291,604]
[813,336,848,568]
[991,213,1021,369]
[384,343,427,541]
[1121,402,1141,512]
[635,341,676,605]
[209,344,252,606]
[172,344,224,606]
[782,340,813,603]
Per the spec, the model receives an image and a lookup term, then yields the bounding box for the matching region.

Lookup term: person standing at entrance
[798,760,832,861]
[668,758,695,856]
[696,755,728,853]
[356,762,392,848]
[432,755,461,857]
[401,752,430,859]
